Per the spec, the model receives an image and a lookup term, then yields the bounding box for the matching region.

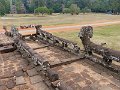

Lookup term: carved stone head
[79,26,93,39]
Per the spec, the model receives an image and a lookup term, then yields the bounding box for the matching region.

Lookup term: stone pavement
[0,33,120,90]
[0,51,50,90]
[0,34,13,45]
[52,61,120,90]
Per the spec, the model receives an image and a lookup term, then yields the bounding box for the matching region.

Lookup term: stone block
[14,70,24,77]
[16,76,26,85]
[34,82,49,90]
[27,68,38,77]
[30,75,42,84]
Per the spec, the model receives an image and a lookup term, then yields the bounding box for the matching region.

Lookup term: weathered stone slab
[0,72,14,79]
[34,82,49,90]
[108,77,120,87]
[63,66,75,72]
[16,76,26,85]
[60,57,80,63]
[27,68,38,77]
[6,79,16,89]
[23,64,35,72]
[0,80,5,86]
[0,86,7,90]
[82,86,92,90]
[90,82,101,90]
[30,75,42,84]
[14,70,24,77]
[107,83,120,90]
[50,60,61,66]
[99,85,113,90]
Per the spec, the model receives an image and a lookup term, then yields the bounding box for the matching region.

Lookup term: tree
[109,0,120,14]
[0,2,5,16]
[4,0,10,14]
[62,8,70,14]
[91,0,108,13]
[70,4,80,15]
[52,4,62,13]
[0,0,10,16]
[37,0,45,7]
[81,7,91,14]
[16,0,22,13]
[0,0,120,14]
[48,9,54,15]
[35,7,49,15]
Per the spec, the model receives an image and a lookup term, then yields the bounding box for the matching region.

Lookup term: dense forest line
[0,0,120,16]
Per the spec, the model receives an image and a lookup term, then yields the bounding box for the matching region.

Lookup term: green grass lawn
[53,24,120,50]
[1,13,120,28]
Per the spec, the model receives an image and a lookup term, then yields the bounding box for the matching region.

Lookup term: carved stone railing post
[78,26,93,55]
[79,26,120,65]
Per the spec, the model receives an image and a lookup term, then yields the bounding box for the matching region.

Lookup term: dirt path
[20,21,120,34]
[0,21,120,33]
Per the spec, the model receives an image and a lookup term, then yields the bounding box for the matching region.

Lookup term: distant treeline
[0,0,120,16]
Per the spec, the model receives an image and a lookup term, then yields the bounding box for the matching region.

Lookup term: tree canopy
[0,0,120,16]
[34,7,53,15]
[70,4,80,15]
[0,0,10,16]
